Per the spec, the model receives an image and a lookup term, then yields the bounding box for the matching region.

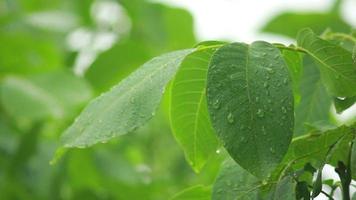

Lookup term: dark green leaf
[60,49,193,148]
[297,28,356,97]
[207,42,294,178]
[296,181,310,200]
[334,96,356,114]
[273,176,296,200]
[312,169,322,198]
[170,46,220,173]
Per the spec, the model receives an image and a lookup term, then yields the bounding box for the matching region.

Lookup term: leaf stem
[323,33,356,44]
[273,44,308,54]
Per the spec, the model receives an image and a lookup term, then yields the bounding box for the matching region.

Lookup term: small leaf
[207,42,294,178]
[312,168,323,198]
[60,49,193,148]
[170,185,211,200]
[296,181,310,200]
[170,46,221,172]
[297,28,356,97]
[334,96,356,114]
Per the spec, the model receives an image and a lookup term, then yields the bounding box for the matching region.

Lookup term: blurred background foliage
[0,0,354,199]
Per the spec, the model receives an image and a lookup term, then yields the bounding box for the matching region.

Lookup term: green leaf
[351,137,356,179]
[212,159,295,200]
[311,169,322,198]
[0,71,92,123]
[296,181,310,200]
[294,55,332,136]
[207,42,294,178]
[297,28,356,97]
[273,176,296,200]
[281,48,303,103]
[170,46,220,173]
[60,49,193,148]
[278,123,355,173]
[261,12,350,38]
[212,159,260,200]
[334,96,356,114]
[170,185,211,200]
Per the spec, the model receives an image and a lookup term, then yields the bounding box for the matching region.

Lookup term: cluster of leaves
[60,26,356,198]
[1,0,356,199]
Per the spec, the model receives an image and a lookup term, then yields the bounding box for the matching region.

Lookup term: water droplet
[274,54,279,59]
[130,97,135,103]
[262,180,268,185]
[262,52,267,56]
[266,90,270,96]
[239,125,245,130]
[226,180,232,186]
[216,149,221,154]
[262,126,267,135]
[257,109,264,118]
[213,99,220,109]
[227,112,234,123]
[267,99,272,104]
[266,68,274,74]
[270,147,275,154]
[281,106,287,113]
[263,82,268,88]
[283,78,288,84]
[255,97,259,102]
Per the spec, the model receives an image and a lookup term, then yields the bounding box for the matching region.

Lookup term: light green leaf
[170,46,220,173]
[297,28,356,97]
[0,71,92,123]
[281,47,303,103]
[170,185,211,200]
[61,49,193,148]
[294,55,332,136]
[207,42,294,178]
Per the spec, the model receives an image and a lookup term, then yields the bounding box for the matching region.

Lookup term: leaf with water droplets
[297,28,356,97]
[207,42,294,178]
[60,49,193,148]
[170,46,220,173]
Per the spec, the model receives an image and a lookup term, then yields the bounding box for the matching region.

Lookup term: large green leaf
[261,12,350,38]
[297,28,356,97]
[170,185,211,200]
[294,56,332,135]
[60,49,193,148]
[207,42,294,178]
[170,47,219,173]
[0,71,92,123]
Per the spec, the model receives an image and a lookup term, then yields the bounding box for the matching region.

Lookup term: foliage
[0,0,355,199]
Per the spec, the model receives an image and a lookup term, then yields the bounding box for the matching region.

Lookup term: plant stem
[273,44,308,54]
